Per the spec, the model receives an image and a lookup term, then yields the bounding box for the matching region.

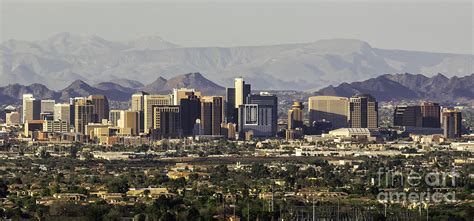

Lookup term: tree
[107,178,129,193]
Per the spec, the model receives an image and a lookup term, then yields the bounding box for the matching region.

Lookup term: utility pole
[312,199,315,221]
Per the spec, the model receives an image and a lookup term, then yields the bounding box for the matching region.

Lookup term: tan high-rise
[87,95,109,122]
[54,103,72,124]
[41,100,55,113]
[131,92,148,111]
[201,96,224,135]
[22,94,40,123]
[308,96,349,129]
[234,77,244,108]
[143,94,172,133]
[349,94,378,129]
[288,102,304,129]
[119,110,140,135]
[74,98,95,134]
[172,88,202,105]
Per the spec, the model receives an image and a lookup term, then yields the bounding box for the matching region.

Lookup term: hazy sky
[1,0,473,54]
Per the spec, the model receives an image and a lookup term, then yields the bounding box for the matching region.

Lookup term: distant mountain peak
[126,35,179,51]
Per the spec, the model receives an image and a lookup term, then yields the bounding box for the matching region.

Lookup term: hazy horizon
[1,0,473,54]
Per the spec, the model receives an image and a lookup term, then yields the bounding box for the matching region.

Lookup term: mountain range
[0,72,224,104]
[1,32,473,91]
[315,73,474,103]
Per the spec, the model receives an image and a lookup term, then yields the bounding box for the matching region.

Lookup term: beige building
[172,88,201,105]
[43,120,69,133]
[41,100,55,114]
[143,94,172,133]
[74,98,95,134]
[234,77,245,108]
[308,96,349,129]
[22,94,40,123]
[6,112,20,126]
[201,96,223,135]
[288,101,304,129]
[54,103,72,123]
[118,110,140,135]
[349,94,378,129]
[131,92,148,112]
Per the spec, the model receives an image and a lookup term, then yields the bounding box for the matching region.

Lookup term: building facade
[308,96,349,129]
[349,94,378,129]
[442,109,462,139]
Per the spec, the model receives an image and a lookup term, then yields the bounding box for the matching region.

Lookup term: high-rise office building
[118,110,140,136]
[74,98,95,134]
[131,92,148,112]
[226,88,236,123]
[421,102,441,128]
[22,94,41,123]
[143,94,172,133]
[442,109,462,139]
[349,94,378,129]
[234,77,251,108]
[180,94,201,136]
[288,102,304,129]
[87,95,109,122]
[109,110,122,127]
[238,92,278,138]
[41,100,55,114]
[54,103,73,124]
[393,105,422,127]
[152,105,181,138]
[200,96,223,135]
[172,88,202,105]
[131,91,149,133]
[308,96,349,129]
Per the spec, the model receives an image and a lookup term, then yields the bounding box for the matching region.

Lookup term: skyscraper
[131,91,148,112]
[118,110,140,136]
[152,105,181,138]
[74,98,95,134]
[442,108,462,139]
[308,96,349,129]
[349,94,378,129]
[87,95,109,122]
[131,91,149,133]
[180,93,201,136]
[22,94,41,123]
[421,102,441,128]
[226,88,236,123]
[109,110,122,127]
[238,92,278,138]
[393,105,422,127]
[234,77,244,109]
[41,100,55,114]
[200,96,223,135]
[234,77,251,108]
[143,94,172,133]
[172,88,202,105]
[54,103,73,124]
[288,102,304,129]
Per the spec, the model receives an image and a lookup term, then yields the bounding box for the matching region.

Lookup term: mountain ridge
[0,72,225,104]
[315,73,474,102]
[1,32,472,90]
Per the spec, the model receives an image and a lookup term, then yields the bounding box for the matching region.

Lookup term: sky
[1,0,473,54]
